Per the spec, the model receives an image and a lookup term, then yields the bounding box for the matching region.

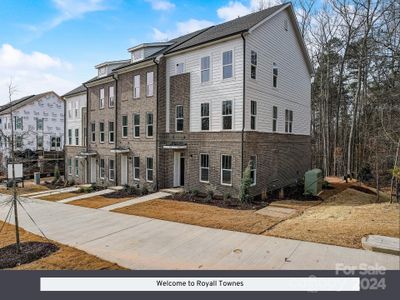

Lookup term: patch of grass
[265,188,400,249]
[0,222,125,270]
[113,199,283,234]
[40,192,80,201]
[68,195,133,209]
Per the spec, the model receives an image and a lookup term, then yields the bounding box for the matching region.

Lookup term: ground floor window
[250,155,256,185]
[133,156,140,180]
[75,159,79,177]
[221,155,232,185]
[200,153,209,183]
[68,158,72,175]
[109,159,115,181]
[146,157,153,182]
[99,159,105,179]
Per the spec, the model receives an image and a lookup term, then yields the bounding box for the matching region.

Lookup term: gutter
[83,83,89,183]
[153,55,161,191]
[112,74,118,186]
[241,32,247,178]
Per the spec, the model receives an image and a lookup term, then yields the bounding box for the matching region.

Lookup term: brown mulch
[68,195,134,209]
[0,222,126,270]
[113,199,283,234]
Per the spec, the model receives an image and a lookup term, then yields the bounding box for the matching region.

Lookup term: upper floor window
[36,118,44,131]
[14,116,23,130]
[99,122,105,143]
[222,100,232,130]
[50,136,56,150]
[56,137,61,148]
[133,113,140,138]
[134,75,140,98]
[201,56,210,83]
[222,50,233,79]
[146,72,154,97]
[176,63,184,74]
[273,106,278,132]
[68,102,72,118]
[273,63,278,88]
[91,123,96,142]
[122,115,128,138]
[68,129,72,145]
[146,113,153,137]
[109,121,115,143]
[109,86,115,107]
[75,128,79,145]
[251,51,257,79]
[250,100,257,130]
[285,109,293,133]
[75,101,79,117]
[201,103,210,131]
[176,105,184,132]
[100,88,105,109]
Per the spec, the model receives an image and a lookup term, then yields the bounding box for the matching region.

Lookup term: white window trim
[109,159,115,181]
[250,155,257,186]
[75,128,79,145]
[200,102,210,131]
[250,100,257,130]
[99,159,105,179]
[222,50,234,80]
[108,121,115,144]
[109,86,115,108]
[250,50,257,80]
[175,105,184,132]
[122,115,128,138]
[146,72,154,97]
[272,106,278,132]
[99,122,105,144]
[176,62,185,75]
[221,154,233,186]
[146,112,153,138]
[222,100,234,131]
[99,88,105,109]
[146,157,154,182]
[75,159,79,177]
[91,122,96,143]
[68,158,72,175]
[133,156,140,181]
[199,153,209,183]
[200,56,211,84]
[133,113,140,138]
[134,75,140,99]
[273,63,278,88]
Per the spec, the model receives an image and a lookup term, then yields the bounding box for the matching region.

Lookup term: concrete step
[362,235,400,255]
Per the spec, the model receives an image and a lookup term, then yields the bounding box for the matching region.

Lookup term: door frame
[120,155,128,185]
[90,157,96,184]
[173,152,185,187]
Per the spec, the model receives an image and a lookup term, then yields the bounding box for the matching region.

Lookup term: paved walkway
[58,189,114,203]
[101,191,171,211]
[0,195,398,270]
[22,186,80,198]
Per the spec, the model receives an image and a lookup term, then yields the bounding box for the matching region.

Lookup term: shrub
[223,192,231,202]
[239,164,252,202]
[205,190,214,202]
[190,189,199,197]
[141,186,149,196]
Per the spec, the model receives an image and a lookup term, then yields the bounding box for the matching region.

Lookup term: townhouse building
[77,3,312,198]
[63,85,87,184]
[0,91,64,176]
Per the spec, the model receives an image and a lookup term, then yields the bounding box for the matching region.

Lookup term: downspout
[83,83,89,184]
[112,74,118,186]
[241,32,247,178]
[153,56,161,191]
[63,96,66,180]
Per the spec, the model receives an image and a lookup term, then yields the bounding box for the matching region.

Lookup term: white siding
[166,38,244,132]
[245,9,311,135]
[65,92,87,146]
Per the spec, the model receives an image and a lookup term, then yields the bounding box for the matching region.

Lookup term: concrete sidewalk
[100,191,171,211]
[0,195,398,270]
[57,189,114,203]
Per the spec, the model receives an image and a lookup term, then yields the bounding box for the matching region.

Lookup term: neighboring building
[0,91,64,176]
[78,3,312,198]
[63,85,87,184]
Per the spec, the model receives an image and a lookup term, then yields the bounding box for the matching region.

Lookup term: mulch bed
[103,190,136,199]
[0,242,59,269]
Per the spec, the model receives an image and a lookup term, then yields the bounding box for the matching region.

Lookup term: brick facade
[65,146,86,184]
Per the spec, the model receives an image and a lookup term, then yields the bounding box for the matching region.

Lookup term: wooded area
[293,0,399,193]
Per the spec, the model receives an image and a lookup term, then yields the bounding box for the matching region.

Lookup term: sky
[0,0,284,104]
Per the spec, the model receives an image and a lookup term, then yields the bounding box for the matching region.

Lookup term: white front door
[173,152,180,187]
[121,156,128,185]
[90,157,96,184]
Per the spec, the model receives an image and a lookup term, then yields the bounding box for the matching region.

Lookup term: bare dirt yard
[39,192,81,201]
[68,195,134,209]
[0,222,125,270]
[265,188,400,249]
[0,184,49,196]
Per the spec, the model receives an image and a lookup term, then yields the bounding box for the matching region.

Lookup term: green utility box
[304,169,323,196]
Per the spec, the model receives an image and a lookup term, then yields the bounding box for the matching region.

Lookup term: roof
[0,91,60,115]
[95,59,130,69]
[62,85,86,98]
[167,3,287,53]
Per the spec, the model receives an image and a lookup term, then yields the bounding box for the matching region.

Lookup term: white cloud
[0,44,77,104]
[217,0,282,22]
[145,0,175,11]
[152,19,214,41]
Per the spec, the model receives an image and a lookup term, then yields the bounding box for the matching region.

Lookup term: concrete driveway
[0,194,399,270]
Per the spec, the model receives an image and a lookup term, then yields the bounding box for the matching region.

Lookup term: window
[109,86,115,107]
[176,63,184,74]
[146,113,153,137]
[221,155,232,185]
[134,75,140,98]
[175,105,183,132]
[222,100,232,130]
[15,116,23,130]
[273,63,278,87]
[251,51,257,79]
[201,103,210,131]
[285,109,293,133]
[75,129,79,145]
[109,121,114,143]
[68,102,72,118]
[68,129,72,145]
[133,113,140,138]
[68,158,72,175]
[250,156,257,185]
[133,157,140,180]
[100,88,105,108]
[50,137,56,149]
[200,154,209,183]
[109,159,115,181]
[222,50,233,79]
[91,123,96,142]
[146,72,154,97]
[99,159,105,179]
[75,159,79,177]
[36,118,43,130]
[250,101,257,130]
[99,122,105,143]
[273,106,278,132]
[201,56,210,83]
[56,137,61,148]
[75,101,79,117]
[122,116,128,138]
[37,136,43,149]
[146,157,153,182]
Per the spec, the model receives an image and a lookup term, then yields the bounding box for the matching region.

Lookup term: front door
[173,152,185,187]
[121,156,128,185]
[180,156,185,186]
[90,157,96,184]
